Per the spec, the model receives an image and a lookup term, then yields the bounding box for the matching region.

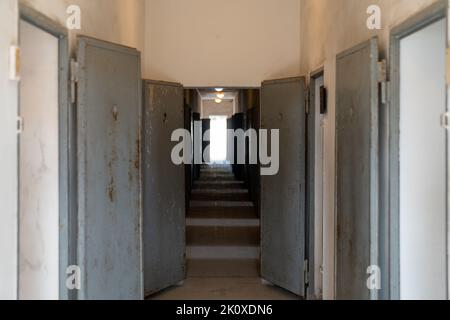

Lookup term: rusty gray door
[142,80,185,296]
[335,38,379,300]
[77,36,142,300]
[260,77,307,296]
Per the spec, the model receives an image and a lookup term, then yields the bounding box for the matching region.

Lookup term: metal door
[202,118,210,163]
[77,36,142,300]
[260,77,307,296]
[335,38,379,300]
[142,80,185,296]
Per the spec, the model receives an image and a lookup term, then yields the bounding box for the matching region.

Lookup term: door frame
[388,0,449,300]
[19,5,71,300]
[306,67,324,300]
[18,5,71,300]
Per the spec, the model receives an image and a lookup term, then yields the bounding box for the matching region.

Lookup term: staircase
[187,164,260,278]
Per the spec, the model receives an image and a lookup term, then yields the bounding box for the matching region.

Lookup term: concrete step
[189,201,256,219]
[194,180,245,190]
[199,174,237,182]
[186,217,259,227]
[187,259,260,278]
[200,169,233,175]
[186,246,260,259]
[188,207,257,220]
[190,200,254,208]
[186,225,260,247]
[191,189,250,201]
[201,164,231,169]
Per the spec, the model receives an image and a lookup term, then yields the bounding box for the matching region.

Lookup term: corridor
[150,164,297,300]
[1,0,450,302]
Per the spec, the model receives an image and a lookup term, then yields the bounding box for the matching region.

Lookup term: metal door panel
[77,36,142,300]
[142,80,185,296]
[260,77,306,296]
[335,38,379,300]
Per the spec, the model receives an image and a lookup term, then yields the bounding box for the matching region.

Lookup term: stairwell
[186,164,260,278]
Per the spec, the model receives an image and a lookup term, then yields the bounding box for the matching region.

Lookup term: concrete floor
[148,259,299,300]
[148,277,299,300]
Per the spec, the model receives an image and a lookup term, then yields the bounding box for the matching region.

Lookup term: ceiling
[197,88,239,100]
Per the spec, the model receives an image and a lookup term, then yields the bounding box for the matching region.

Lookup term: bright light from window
[215,98,222,104]
[216,93,225,99]
[210,116,227,163]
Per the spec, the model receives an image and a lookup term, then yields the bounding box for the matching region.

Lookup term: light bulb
[215,88,224,92]
[216,93,225,99]
[215,98,222,104]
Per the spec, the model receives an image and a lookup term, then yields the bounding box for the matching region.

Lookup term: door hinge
[17,116,24,134]
[441,112,450,129]
[304,259,309,285]
[306,89,311,115]
[380,81,390,105]
[377,60,390,104]
[70,59,79,104]
[446,48,450,85]
[303,258,310,298]
[377,60,387,83]
[9,46,20,81]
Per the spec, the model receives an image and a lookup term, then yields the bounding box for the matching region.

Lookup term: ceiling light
[215,88,224,92]
[215,98,222,104]
[216,93,225,99]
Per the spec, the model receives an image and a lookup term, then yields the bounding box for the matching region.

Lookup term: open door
[260,77,307,296]
[335,38,380,300]
[142,80,185,296]
[76,36,142,300]
[202,118,211,163]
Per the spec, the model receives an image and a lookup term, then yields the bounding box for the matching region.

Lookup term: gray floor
[149,259,298,300]
[148,276,299,300]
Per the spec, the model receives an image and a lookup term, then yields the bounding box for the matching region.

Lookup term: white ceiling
[197,88,239,100]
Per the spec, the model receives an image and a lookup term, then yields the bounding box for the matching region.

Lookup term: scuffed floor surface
[147,277,299,300]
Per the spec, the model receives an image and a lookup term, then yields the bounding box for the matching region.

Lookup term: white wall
[19,20,60,300]
[202,100,234,119]
[144,0,301,87]
[0,0,19,300]
[300,0,440,299]
[21,0,145,68]
[399,18,447,300]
